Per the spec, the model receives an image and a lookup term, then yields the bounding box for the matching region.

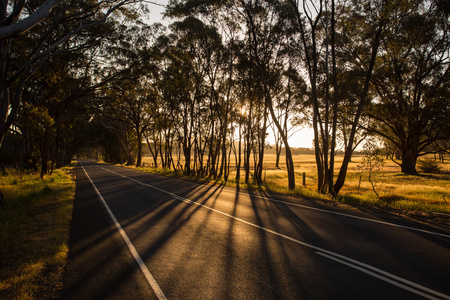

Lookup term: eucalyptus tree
[365,0,449,174]
[144,93,165,168]
[333,68,371,157]
[237,0,299,189]
[166,0,301,188]
[15,103,55,177]
[231,43,259,184]
[271,67,307,169]
[173,17,225,178]
[0,0,142,150]
[287,0,391,195]
[96,19,165,167]
[0,1,148,205]
[146,33,177,170]
[105,78,157,166]
[156,25,210,176]
[6,15,130,175]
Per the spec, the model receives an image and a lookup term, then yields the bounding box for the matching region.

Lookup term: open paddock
[140,153,450,214]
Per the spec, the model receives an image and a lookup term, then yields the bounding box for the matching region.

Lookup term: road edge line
[80,163,167,300]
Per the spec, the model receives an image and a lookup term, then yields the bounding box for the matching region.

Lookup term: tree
[0,1,146,205]
[271,67,307,169]
[0,0,138,149]
[287,0,388,195]
[166,0,300,188]
[240,0,298,189]
[366,0,450,174]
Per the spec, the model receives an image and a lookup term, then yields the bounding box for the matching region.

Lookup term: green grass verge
[0,164,76,299]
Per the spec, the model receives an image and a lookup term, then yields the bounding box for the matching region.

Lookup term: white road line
[266,198,450,239]
[101,166,450,299]
[315,252,442,300]
[110,165,450,239]
[81,164,167,300]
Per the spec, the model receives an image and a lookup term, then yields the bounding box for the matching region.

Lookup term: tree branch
[0,0,62,40]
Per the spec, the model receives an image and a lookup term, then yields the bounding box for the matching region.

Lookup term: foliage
[357,140,385,197]
[2,0,449,196]
[0,0,141,150]
[418,158,442,174]
[365,0,450,174]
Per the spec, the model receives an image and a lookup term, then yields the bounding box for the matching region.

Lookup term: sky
[145,1,315,149]
[146,1,170,24]
[268,127,315,148]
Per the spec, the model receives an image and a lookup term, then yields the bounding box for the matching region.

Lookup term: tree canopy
[1,0,448,199]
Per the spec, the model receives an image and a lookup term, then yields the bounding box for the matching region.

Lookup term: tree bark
[0,0,62,40]
[236,118,242,183]
[0,188,5,206]
[401,139,419,174]
[136,133,143,167]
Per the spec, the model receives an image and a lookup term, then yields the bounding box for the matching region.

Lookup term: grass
[0,164,75,300]
[0,154,444,298]
[337,171,450,213]
[133,154,450,215]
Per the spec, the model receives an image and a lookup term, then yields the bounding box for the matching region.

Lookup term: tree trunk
[0,39,11,149]
[0,0,62,40]
[145,134,158,168]
[40,134,49,179]
[243,2,295,189]
[0,188,5,205]
[275,140,281,169]
[255,102,268,185]
[328,0,339,196]
[236,120,242,183]
[183,142,191,176]
[136,134,142,167]
[245,100,252,184]
[401,144,418,174]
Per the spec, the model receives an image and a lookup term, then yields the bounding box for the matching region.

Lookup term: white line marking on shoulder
[81,163,167,300]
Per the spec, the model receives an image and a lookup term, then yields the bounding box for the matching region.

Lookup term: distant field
[140,153,450,214]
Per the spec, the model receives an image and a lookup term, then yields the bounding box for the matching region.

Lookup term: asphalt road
[62,161,450,299]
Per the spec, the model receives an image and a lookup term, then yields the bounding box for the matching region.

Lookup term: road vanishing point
[61,161,450,299]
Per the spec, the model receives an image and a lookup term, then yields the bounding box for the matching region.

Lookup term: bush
[418,158,441,174]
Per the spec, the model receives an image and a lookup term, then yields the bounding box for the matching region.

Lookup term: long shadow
[65,163,226,299]
[63,166,160,299]
[65,163,450,299]
[257,187,450,296]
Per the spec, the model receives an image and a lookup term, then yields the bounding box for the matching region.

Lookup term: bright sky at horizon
[268,127,315,148]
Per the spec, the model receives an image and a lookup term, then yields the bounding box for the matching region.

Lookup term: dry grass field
[140,153,450,215]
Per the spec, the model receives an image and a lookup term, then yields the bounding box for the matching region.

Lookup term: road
[62,161,450,299]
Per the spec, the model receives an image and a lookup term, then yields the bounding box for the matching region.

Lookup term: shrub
[418,158,441,174]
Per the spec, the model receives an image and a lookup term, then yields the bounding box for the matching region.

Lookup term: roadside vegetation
[1,0,448,296]
[125,154,450,215]
[0,165,75,300]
